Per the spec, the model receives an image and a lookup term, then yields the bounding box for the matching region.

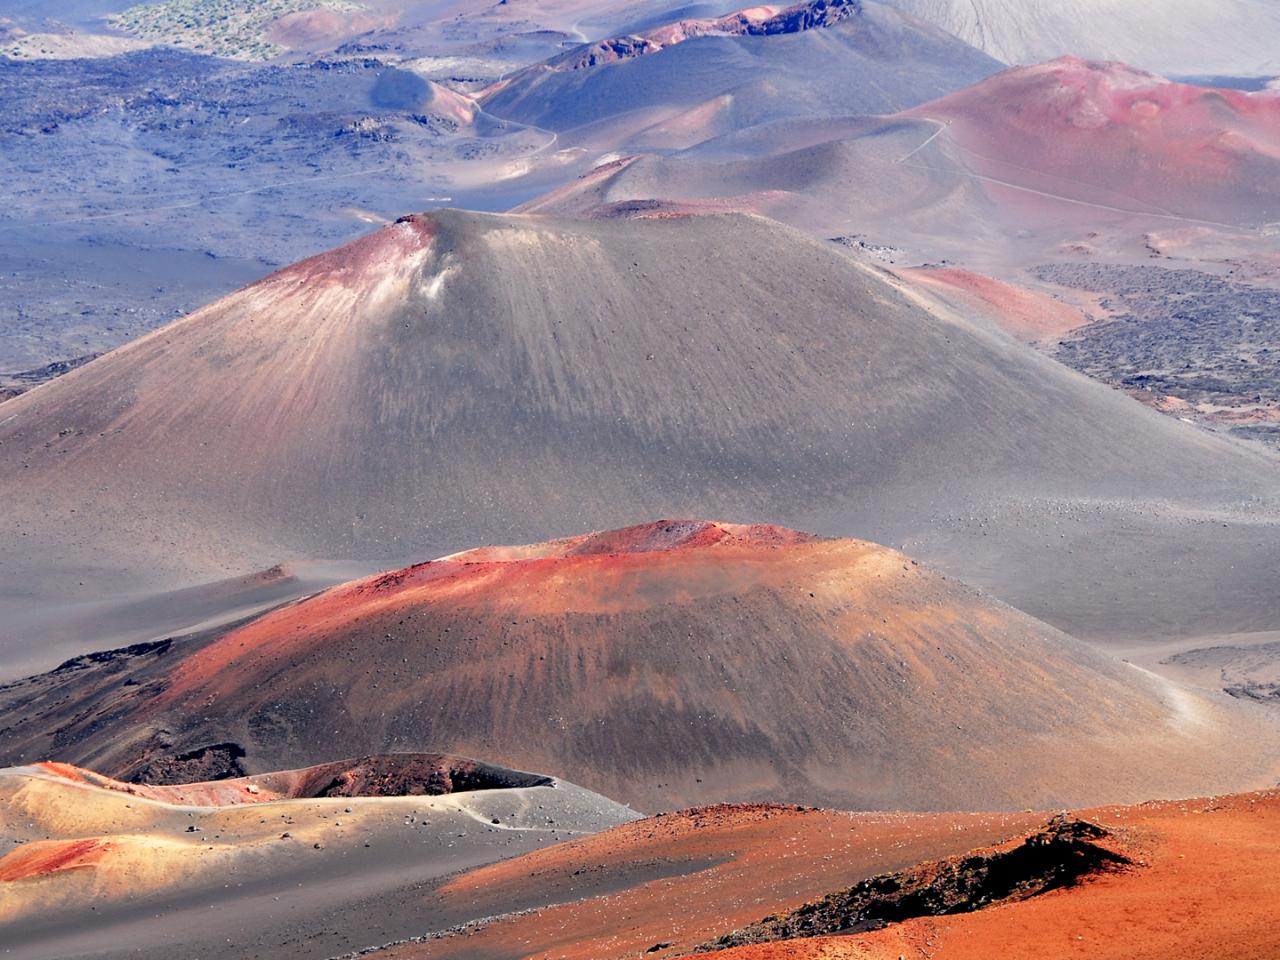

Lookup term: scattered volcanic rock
[1035,262,1280,445]
[25,753,553,805]
[543,0,868,73]
[0,352,100,402]
[681,793,1280,960]
[697,815,1131,950]
[291,790,1280,960]
[128,741,248,784]
[2,521,1276,812]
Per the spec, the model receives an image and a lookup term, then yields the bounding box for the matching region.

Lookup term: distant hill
[910,57,1280,228]
[521,58,1280,259]
[478,0,1000,147]
[886,0,1280,77]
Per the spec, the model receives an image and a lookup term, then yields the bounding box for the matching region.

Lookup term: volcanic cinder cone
[2,209,1279,674]
[4,521,1276,812]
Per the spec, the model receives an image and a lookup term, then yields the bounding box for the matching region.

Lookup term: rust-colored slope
[896,267,1089,343]
[684,791,1280,960]
[354,791,1280,960]
[389,804,1047,960]
[697,815,1134,952]
[6,521,1276,813]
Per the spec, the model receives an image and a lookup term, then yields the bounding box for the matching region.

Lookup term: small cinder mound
[0,758,636,945]
[34,754,551,805]
[698,816,1132,950]
[272,754,552,799]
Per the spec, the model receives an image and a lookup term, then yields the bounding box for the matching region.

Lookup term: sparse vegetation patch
[111,0,364,61]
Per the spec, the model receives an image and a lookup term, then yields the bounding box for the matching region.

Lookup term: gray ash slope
[1,210,1279,671]
[479,0,1001,141]
[514,114,997,261]
[0,758,637,960]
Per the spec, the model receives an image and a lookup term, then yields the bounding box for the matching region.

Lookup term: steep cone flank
[3,522,1276,812]
[3,209,1280,671]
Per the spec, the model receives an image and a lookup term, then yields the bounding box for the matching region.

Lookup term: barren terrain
[0,757,636,959]
[4,5,1280,958]
[4,210,1280,674]
[1037,263,1280,449]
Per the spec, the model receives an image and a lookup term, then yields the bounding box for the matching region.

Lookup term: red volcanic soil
[273,212,435,287]
[374,804,1045,960]
[0,837,112,882]
[358,791,1280,960]
[265,8,396,50]
[683,791,1280,960]
[910,57,1280,226]
[898,267,1089,342]
[13,520,1277,813]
